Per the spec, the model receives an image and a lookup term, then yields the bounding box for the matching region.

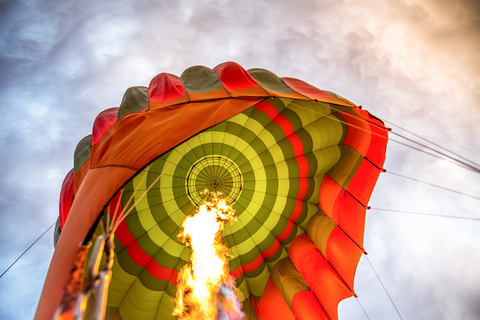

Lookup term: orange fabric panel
[262,88,312,100]
[317,175,343,223]
[291,290,329,320]
[289,234,353,320]
[73,159,90,194]
[326,226,363,289]
[92,107,119,145]
[35,166,137,320]
[334,189,367,248]
[318,175,367,247]
[185,86,231,102]
[346,159,382,205]
[256,278,295,320]
[90,98,263,169]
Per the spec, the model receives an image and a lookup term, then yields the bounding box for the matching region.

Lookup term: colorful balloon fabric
[40,62,388,320]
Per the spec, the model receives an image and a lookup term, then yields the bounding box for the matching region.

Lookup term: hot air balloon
[37,61,388,320]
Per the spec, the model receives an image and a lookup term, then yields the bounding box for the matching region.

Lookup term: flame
[173,191,244,320]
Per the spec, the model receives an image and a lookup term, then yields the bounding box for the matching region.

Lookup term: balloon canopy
[40,62,388,320]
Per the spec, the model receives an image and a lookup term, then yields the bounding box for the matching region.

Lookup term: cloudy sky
[0,0,479,319]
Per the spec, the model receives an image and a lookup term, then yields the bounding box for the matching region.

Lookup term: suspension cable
[0,222,55,279]
[355,296,371,320]
[365,256,404,320]
[387,171,480,201]
[370,207,480,221]
[389,138,479,173]
[385,119,480,170]
[390,131,480,174]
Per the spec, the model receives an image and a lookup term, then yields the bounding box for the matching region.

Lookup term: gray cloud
[0,0,478,319]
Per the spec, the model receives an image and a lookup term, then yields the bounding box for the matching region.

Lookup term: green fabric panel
[271,258,309,310]
[306,211,336,257]
[247,68,296,94]
[180,65,223,94]
[322,90,357,107]
[327,145,362,188]
[343,155,364,189]
[280,107,303,133]
[73,134,92,174]
[297,202,320,231]
[53,216,61,248]
[296,128,314,154]
[266,96,288,114]
[117,86,149,120]
[242,297,258,320]
[114,239,142,275]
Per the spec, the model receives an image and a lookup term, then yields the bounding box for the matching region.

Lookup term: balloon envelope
[38,62,388,320]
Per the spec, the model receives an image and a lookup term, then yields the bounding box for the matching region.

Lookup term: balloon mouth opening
[186,155,243,206]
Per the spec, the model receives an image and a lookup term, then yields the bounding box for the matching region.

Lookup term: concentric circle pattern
[186,155,243,206]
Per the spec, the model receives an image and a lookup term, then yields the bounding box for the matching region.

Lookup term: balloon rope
[108,164,152,232]
[365,256,404,320]
[112,143,189,231]
[390,131,480,174]
[108,188,124,231]
[387,171,480,201]
[355,296,371,320]
[0,222,55,279]
[389,138,480,173]
[384,119,480,170]
[370,207,480,221]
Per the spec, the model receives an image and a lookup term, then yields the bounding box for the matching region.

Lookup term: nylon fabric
[38,62,388,320]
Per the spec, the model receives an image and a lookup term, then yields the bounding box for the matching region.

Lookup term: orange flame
[173,191,244,320]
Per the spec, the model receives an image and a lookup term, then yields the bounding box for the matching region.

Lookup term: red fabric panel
[148,73,186,102]
[339,111,371,157]
[334,189,367,248]
[326,227,363,289]
[291,290,329,320]
[354,108,386,128]
[254,100,278,120]
[256,278,295,320]
[340,110,388,168]
[116,218,179,284]
[278,219,294,242]
[59,169,74,229]
[229,265,243,281]
[275,114,294,136]
[214,61,259,91]
[262,238,281,259]
[318,175,367,247]
[282,77,334,100]
[290,199,305,222]
[281,77,354,107]
[242,253,264,273]
[92,108,119,145]
[365,122,388,168]
[347,159,382,205]
[289,234,353,320]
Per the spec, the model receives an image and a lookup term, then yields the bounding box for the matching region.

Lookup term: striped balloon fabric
[40,62,388,320]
